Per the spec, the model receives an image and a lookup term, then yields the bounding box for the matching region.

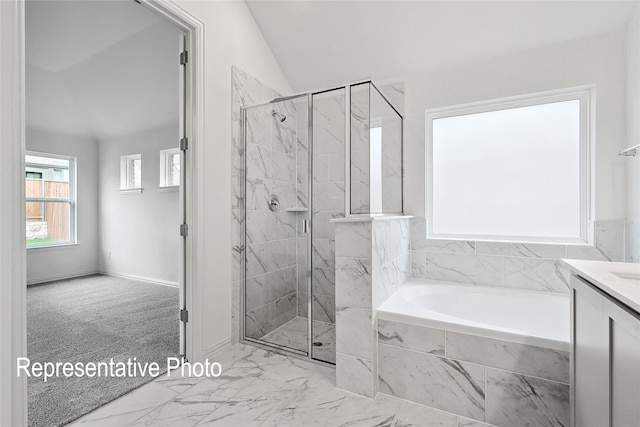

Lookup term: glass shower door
[243,96,310,355]
[310,88,346,364]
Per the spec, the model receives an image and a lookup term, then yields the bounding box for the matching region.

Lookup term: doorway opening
[24,1,192,425]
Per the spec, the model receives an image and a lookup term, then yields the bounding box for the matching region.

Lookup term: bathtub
[375,279,570,425]
[377,278,570,352]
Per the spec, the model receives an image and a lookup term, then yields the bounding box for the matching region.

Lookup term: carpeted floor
[27,274,180,427]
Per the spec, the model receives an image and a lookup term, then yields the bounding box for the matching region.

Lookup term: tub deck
[377,278,570,351]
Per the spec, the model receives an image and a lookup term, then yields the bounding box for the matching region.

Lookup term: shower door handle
[302,219,310,234]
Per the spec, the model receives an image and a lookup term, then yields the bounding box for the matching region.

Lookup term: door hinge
[180,223,189,237]
[180,50,188,66]
[180,137,188,151]
[180,309,189,323]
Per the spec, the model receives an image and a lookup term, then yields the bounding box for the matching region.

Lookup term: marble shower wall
[244,100,299,339]
[411,217,635,293]
[231,66,287,343]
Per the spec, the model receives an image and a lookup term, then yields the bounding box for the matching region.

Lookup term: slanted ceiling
[26,0,183,140]
[246,0,638,92]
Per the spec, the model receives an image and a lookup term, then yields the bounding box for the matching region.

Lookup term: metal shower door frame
[239,81,404,364]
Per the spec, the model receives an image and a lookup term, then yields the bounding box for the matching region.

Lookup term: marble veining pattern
[566,220,624,262]
[424,253,502,287]
[502,258,570,293]
[410,216,630,294]
[70,344,472,427]
[231,67,283,343]
[334,222,372,259]
[335,257,372,309]
[335,353,374,398]
[377,319,445,356]
[378,343,486,421]
[376,318,569,426]
[445,331,570,383]
[485,369,570,427]
[475,242,567,259]
[335,306,372,360]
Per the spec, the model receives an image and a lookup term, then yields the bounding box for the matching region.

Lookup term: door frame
[0,0,205,424]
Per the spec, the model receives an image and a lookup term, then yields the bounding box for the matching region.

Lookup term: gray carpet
[27,274,180,427]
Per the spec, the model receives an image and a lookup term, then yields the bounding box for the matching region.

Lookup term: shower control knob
[268,195,280,212]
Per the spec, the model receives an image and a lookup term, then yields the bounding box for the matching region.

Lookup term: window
[159,148,181,187]
[369,127,382,212]
[426,87,593,244]
[120,154,142,190]
[25,152,76,247]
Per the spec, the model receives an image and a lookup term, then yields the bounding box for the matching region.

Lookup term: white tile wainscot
[332,215,412,398]
[377,318,570,426]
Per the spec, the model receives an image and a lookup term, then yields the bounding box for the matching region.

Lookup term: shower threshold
[260,316,336,364]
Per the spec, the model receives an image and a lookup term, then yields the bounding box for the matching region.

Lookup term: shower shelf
[285,207,308,212]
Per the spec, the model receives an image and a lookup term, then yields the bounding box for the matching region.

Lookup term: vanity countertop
[561,259,640,313]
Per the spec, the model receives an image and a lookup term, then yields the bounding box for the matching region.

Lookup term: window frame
[159,148,181,188]
[425,85,594,244]
[120,153,142,191]
[25,151,77,248]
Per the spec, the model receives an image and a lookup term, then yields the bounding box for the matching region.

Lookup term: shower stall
[241,81,402,364]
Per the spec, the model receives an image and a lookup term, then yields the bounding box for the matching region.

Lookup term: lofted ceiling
[246,0,638,92]
[26,0,183,140]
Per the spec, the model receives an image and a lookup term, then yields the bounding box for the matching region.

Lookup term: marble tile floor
[260,316,336,364]
[69,343,494,427]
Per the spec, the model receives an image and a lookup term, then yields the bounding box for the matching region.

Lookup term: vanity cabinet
[571,274,640,427]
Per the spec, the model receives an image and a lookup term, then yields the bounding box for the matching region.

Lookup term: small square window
[120,154,142,190]
[159,148,181,188]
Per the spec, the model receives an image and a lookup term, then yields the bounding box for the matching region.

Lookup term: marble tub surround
[377,318,570,426]
[333,215,412,398]
[410,217,636,294]
[70,343,486,427]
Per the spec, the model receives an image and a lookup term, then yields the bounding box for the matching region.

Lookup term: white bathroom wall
[626,4,640,262]
[26,127,99,284]
[174,1,293,358]
[402,30,632,290]
[403,30,627,221]
[98,124,180,285]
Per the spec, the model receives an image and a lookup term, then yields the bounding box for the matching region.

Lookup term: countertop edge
[561,259,640,314]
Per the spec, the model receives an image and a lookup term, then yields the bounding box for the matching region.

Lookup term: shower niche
[241,82,402,364]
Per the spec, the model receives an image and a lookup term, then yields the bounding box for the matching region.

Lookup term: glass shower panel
[243,97,310,354]
[350,83,371,214]
[310,88,346,364]
[371,85,403,214]
[350,83,403,214]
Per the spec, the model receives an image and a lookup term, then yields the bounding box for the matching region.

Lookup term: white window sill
[158,185,180,192]
[119,188,143,195]
[27,242,79,251]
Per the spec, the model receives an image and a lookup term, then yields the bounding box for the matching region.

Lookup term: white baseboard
[27,269,99,286]
[99,270,179,288]
[203,338,232,361]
